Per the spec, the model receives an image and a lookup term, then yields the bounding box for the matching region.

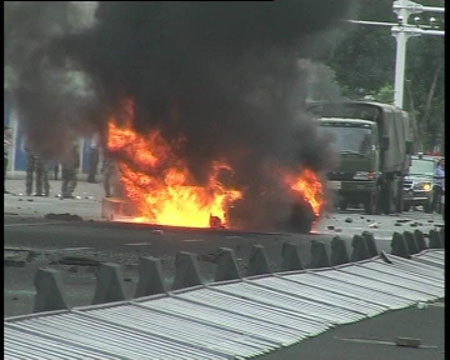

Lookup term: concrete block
[215,247,241,282]
[391,232,411,258]
[280,242,304,271]
[308,240,330,269]
[413,229,427,251]
[33,268,68,313]
[362,231,378,257]
[330,236,349,266]
[247,244,271,276]
[429,229,443,249]
[92,263,126,305]
[172,252,203,290]
[351,235,370,262]
[135,257,166,297]
[403,231,419,255]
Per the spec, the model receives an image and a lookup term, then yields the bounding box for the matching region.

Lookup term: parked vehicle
[402,155,436,212]
[308,101,413,215]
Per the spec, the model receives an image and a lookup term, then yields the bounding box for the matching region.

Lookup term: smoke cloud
[5,1,354,230]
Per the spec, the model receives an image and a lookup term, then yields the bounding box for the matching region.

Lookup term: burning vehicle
[6,2,353,233]
[101,100,324,233]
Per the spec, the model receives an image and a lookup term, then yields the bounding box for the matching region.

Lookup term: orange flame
[286,169,324,217]
[106,104,242,228]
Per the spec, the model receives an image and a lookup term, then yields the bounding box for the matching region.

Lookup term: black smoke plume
[5,1,354,231]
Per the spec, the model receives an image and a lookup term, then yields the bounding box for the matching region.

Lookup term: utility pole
[391,0,444,109]
[347,1,445,109]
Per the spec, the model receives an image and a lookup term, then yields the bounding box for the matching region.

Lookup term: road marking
[124,243,152,246]
[182,239,204,243]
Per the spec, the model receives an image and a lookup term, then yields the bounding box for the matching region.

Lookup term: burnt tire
[288,201,314,233]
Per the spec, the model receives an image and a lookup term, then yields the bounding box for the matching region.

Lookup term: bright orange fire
[106,100,324,229]
[106,104,242,228]
[285,169,324,217]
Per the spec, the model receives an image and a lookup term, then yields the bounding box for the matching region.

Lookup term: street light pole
[346,1,445,110]
[392,0,444,109]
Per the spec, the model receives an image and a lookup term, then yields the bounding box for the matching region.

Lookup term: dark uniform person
[101,154,114,198]
[61,142,80,199]
[87,134,99,183]
[4,125,12,193]
[25,146,50,197]
[432,158,445,213]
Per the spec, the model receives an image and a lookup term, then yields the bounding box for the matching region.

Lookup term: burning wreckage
[6,2,353,233]
[101,100,325,233]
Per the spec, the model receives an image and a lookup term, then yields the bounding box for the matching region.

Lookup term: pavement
[258,302,445,360]
[4,178,106,222]
[4,178,445,359]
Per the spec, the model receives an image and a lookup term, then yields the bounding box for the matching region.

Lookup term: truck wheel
[423,201,432,213]
[339,200,348,211]
[403,203,411,212]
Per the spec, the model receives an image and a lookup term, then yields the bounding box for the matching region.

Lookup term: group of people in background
[24,141,80,199]
[4,129,117,199]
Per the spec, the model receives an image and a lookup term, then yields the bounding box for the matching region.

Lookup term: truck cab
[318,118,380,213]
[308,101,413,215]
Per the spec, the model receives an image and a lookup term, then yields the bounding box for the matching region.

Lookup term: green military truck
[308,101,413,215]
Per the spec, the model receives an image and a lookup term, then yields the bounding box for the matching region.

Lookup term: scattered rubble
[345,218,353,223]
[45,213,83,221]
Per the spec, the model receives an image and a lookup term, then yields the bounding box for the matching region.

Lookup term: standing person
[53,162,59,180]
[432,158,445,212]
[4,125,12,193]
[87,134,100,183]
[25,153,50,196]
[101,153,114,198]
[25,145,49,196]
[35,157,50,196]
[61,141,80,199]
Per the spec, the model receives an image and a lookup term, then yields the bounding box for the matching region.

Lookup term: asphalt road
[4,209,443,317]
[3,179,445,359]
[258,302,445,360]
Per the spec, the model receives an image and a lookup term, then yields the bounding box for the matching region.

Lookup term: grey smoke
[5,1,353,230]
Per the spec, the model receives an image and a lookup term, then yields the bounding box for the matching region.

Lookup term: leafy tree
[323,0,444,153]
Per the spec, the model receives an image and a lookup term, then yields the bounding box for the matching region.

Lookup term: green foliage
[324,0,445,152]
[373,83,394,104]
